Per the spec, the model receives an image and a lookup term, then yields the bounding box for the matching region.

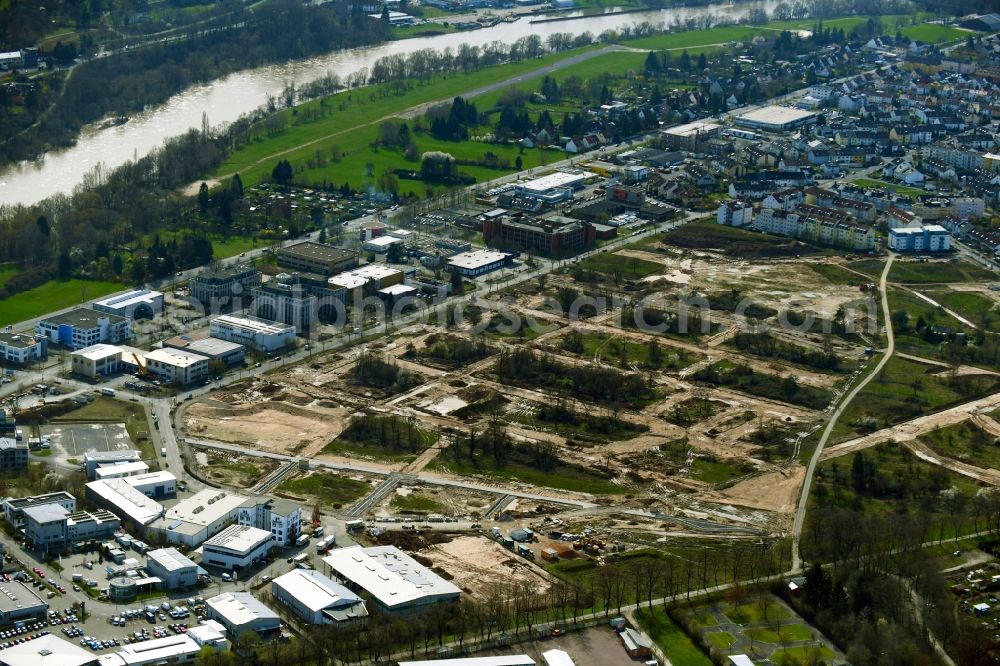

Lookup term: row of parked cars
[0,629,50,650]
[47,609,81,626]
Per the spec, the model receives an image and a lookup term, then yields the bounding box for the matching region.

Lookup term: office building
[250,282,317,333]
[323,545,461,613]
[717,201,754,227]
[3,492,76,529]
[119,471,176,498]
[145,548,202,590]
[71,343,123,379]
[328,264,405,297]
[446,250,512,277]
[0,580,48,626]
[201,524,274,571]
[0,437,28,472]
[482,213,595,257]
[0,410,14,438]
[22,504,119,552]
[162,336,246,366]
[37,308,130,350]
[888,225,952,252]
[236,498,301,547]
[189,265,262,309]
[143,348,210,386]
[147,489,246,547]
[0,331,47,365]
[93,290,164,319]
[204,592,281,637]
[276,242,358,276]
[271,569,367,624]
[210,315,295,353]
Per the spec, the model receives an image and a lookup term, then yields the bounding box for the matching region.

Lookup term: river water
[0,0,778,206]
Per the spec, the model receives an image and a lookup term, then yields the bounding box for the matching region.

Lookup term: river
[0,0,778,207]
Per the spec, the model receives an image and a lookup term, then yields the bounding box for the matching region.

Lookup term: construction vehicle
[132,353,148,377]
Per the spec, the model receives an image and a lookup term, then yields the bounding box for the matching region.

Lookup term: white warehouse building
[93,290,164,320]
[271,568,367,624]
[209,315,295,353]
[145,548,202,590]
[147,490,246,547]
[143,348,209,386]
[201,524,274,572]
[205,592,281,637]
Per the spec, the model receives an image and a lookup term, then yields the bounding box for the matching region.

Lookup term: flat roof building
[143,348,209,386]
[447,250,512,277]
[85,478,165,530]
[483,213,595,258]
[0,634,95,666]
[189,265,262,309]
[271,569,367,624]
[250,282,317,333]
[37,308,130,350]
[204,592,281,637]
[328,264,404,295]
[0,580,48,624]
[148,489,246,547]
[161,336,245,366]
[210,315,295,353]
[276,242,358,276]
[93,290,163,320]
[362,235,405,253]
[323,545,461,613]
[0,331,47,365]
[661,120,721,150]
[71,343,123,379]
[94,461,150,481]
[0,437,28,473]
[3,492,76,529]
[201,524,274,572]
[145,548,201,590]
[236,497,301,547]
[84,450,141,479]
[736,106,817,131]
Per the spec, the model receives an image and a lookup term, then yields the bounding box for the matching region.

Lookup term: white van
[161,447,167,457]
[99,388,116,397]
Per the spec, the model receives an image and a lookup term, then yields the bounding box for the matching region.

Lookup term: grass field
[577,252,663,279]
[899,23,971,43]
[771,646,837,664]
[211,46,600,185]
[0,279,122,327]
[429,454,628,495]
[923,289,1000,330]
[657,220,830,258]
[277,472,371,508]
[920,420,1000,470]
[635,607,713,666]
[704,631,735,648]
[0,264,17,288]
[890,260,995,284]
[390,492,446,513]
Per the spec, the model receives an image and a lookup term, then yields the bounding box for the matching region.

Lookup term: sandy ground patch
[715,466,805,514]
[420,535,553,598]
[184,401,347,457]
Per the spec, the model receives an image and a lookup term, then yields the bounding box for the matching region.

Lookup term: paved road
[790,254,895,573]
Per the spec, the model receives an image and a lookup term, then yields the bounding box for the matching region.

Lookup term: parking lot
[39,421,132,467]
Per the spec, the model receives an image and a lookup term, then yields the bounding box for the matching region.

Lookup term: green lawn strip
[704,631,736,648]
[692,359,834,411]
[390,22,459,39]
[321,439,419,462]
[428,455,627,495]
[635,607,713,666]
[744,624,814,644]
[658,219,833,258]
[919,420,1000,469]
[0,279,122,328]
[808,262,871,285]
[211,46,599,182]
[850,177,926,196]
[690,457,746,485]
[0,264,18,288]
[277,472,371,508]
[770,645,836,664]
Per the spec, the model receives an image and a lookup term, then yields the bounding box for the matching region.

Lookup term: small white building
[362,235,405,253]
[210,315,295,353]
[143,348,209,386]
[97,633,202,666]
[71,343,123,379]
[95,461,150,481]
[888,225,951,252]
[85,478,165,530]
[93,290,164,319]
[201,524,274,572]
[84,450,142,479]
[541,649,576,666]
[271,568,367,624]
[446,250,511,277]
[205,592,281,637]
